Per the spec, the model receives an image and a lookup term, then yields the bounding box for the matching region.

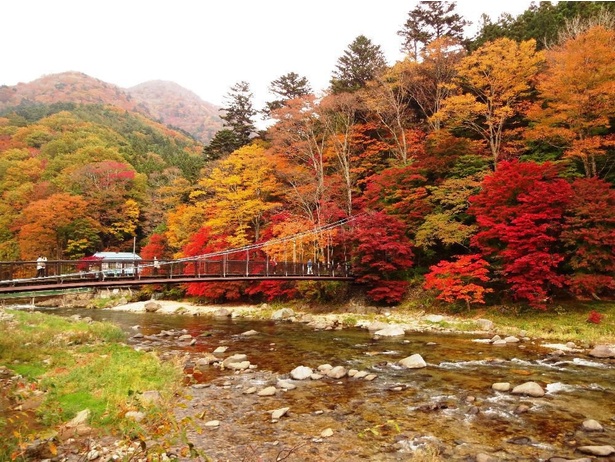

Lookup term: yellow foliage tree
[434,38,545,167]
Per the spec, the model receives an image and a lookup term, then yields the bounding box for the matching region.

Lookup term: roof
[92,252,142,260]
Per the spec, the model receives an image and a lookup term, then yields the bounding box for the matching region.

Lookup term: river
[34,306,615,461]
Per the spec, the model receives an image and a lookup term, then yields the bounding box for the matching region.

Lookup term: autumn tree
[350,211,414,304]
[469,160,572,308]
[415,173,483,254]
[268,95,329,225]
[423,254,492,308]
[526,26,615,178]
[330,35,388,94]
[195,143,283,246]
[15,193,99,259]
[561,177,615,299]
[398,1,470,60]
[434,38,544,167]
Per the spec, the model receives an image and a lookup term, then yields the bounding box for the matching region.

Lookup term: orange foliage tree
[526,26,615,178]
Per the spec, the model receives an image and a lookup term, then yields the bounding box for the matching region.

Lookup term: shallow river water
[37,307,615,461]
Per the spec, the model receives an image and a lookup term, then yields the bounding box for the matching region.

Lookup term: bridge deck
[0,259,352,294]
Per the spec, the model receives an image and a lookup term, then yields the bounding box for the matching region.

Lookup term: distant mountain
[128,80,223,144]
[0,71,223,143]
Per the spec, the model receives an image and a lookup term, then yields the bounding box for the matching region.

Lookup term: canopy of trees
[1,2,614,310]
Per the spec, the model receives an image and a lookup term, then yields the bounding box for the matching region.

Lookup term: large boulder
[290,365,313,380]
[399,354,427,369]
[271,308,295,320]
[511,381,545,397]
[144,301,161,312]
[588,344,615,358]
[374,325,405,337]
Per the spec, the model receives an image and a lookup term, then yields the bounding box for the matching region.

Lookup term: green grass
[0,309,184,461]
[480,301,615,344]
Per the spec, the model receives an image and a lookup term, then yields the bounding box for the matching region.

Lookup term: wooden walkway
[0,259,352,294]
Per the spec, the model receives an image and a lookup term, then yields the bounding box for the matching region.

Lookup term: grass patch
[483,301,615,344]
[0,309,183,460]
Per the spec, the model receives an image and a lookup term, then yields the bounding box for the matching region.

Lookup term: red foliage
[359,165,431,233]
[586,310,603,324]
[469,160,573,309]
[561,177,615,298]
[244,280,299,301]
[350,211,414,304]
[181,227,244,302]
[424,254,493,307]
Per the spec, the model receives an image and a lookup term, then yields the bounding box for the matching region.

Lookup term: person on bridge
[307,259,313,275]
[36,255,47,278]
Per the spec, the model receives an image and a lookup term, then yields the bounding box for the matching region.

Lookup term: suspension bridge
[0,216,358,295]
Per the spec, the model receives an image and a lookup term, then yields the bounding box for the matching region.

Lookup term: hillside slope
[0,72,222,143]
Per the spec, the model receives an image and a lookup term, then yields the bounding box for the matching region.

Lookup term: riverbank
[107,298,615,345]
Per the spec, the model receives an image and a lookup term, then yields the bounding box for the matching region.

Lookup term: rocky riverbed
[4,301,615,461]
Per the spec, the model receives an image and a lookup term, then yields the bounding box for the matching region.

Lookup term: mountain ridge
[0,71,223,143]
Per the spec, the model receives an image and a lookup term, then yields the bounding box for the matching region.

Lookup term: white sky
[2,1,535,110]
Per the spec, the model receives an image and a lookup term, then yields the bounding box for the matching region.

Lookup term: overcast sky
[3,0,535,110]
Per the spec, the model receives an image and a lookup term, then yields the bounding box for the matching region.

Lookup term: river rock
[577,445,615,456]
[222,354,248,368]
[310,373,324,380]
[277,379,296,390]
[326,366,347,379]
[290,365,313,380]
[271,407,289,419]
[374,325,405,337]
[205,420,220,428]
[178,334,193,341]
[588,344,615,358]
[321,428,334,437]
[213,346,228,354]
[67,409,91,427]
[240,330,259,336]
[399,354,427,369]
[213,308,231,318]
[366,321,390,331]
[195,354,219,369]
[476,453,499,462]
[548,458,592,462]
[504,336,520,343]
[353,371,368,379]
[271,308,294,320]
[257,386,277,396]
[226,361,250,371]
[364,374,377,381]
[581,419,603,431]
[318,364,333,372]
[144,301,161,312]
[511,382,545,397]
[492,382,511,392]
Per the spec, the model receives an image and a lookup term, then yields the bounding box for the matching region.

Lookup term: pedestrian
[36,255,47,278]
[154,256,160,275]
[307,258,313,275]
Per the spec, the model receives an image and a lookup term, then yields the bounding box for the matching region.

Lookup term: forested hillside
[0,72,222,143]
[1,1,614,311]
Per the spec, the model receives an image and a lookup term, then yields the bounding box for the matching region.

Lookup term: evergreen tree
[220,81,256,147]
[330,35,388,94]
[398,1,470,60]
[471,1,615,51]
[202,129,242,161]
[264,72,312,118]
[205,81,256,160]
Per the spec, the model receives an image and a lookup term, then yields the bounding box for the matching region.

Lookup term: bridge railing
[0,258,351,286]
